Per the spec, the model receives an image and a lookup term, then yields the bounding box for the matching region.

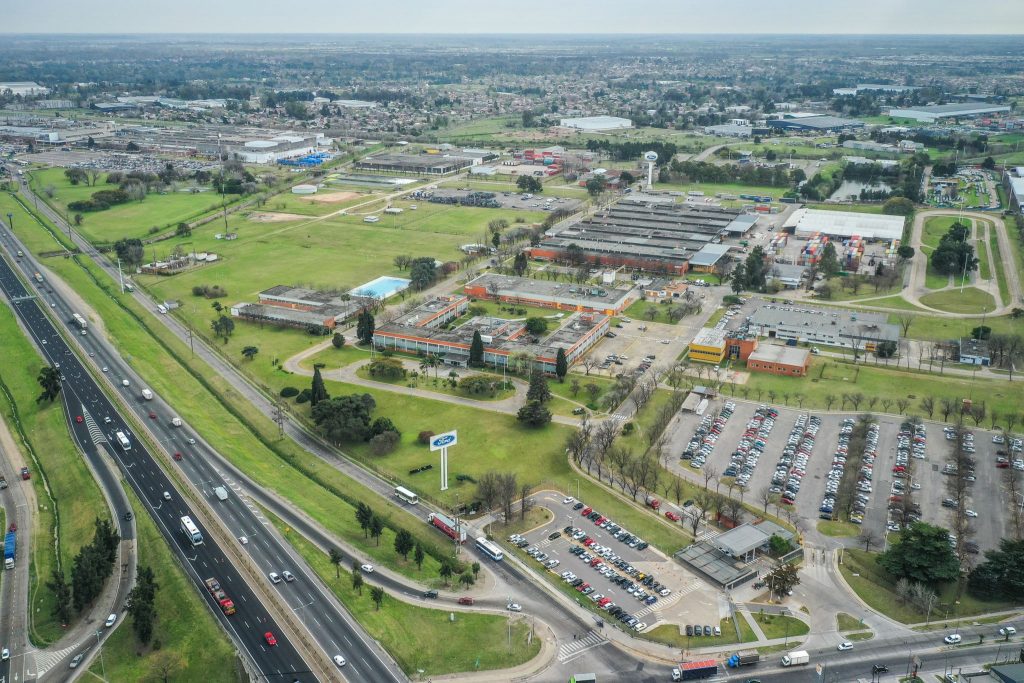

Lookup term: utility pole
[272,400,286,437]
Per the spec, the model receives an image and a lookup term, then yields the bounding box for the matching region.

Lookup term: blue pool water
[351,276,411,299]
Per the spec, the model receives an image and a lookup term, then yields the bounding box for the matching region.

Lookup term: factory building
[464,274,635,316]
[746,345,811,376]
[888,103,1011,123]
[784,208,905,242]
[558,116,633,131]
[355,153,475,175]
[0,82,50,97]
[230,285,370,330]
[1003,168,1024,213]
[688,328,728,364]
[766,115,864,132]
[742,303,899,352]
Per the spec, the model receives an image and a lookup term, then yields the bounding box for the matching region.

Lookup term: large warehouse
[558,116,633,131]
[1004,168,1024,213]
[766,115,864,132]
[355,153,475,175]
[888,103,1011,123]
[784,208,905,241]
[531,199,750,275]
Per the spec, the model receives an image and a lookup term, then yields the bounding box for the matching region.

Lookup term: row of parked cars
[724,405,778,488]
[887,422,926,531]
[559,568,648,631]
[563,526,671,596]
[568,500,650,551]
[681,401,736,468]
[822,419,879,525]
[508,534,563,570]
[769,413,819,506]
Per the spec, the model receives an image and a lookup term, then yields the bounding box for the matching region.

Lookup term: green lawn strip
[836,612,862,632]
[919,288,997,314]
[733,360,1023,421]
[899,312,1020,343]
[623,299,687,326]
[38,255,454,581]
[925,263,952,290]
[645,616,755,650]
[91,484,239,682]
[261,190,379,217]
[987,222,1011,306]
[297,344,369,372]
[852,296,930,313]
[618,389,676,453]
[272,514,540,677]
[750,612,809,639]
[704,307,728,326]
[27,167,244,243]
[0,303,109,645]
[353,365,514,402]
[923,216,960,251]
[838,548,1008,624]
[817,520,860,538]
[976,223,992,280]
[818,278,905,302]
[0,191,75,255]
[805,203,885,215]
[846,630,874,642]
[549,374,613,413]
[458,294,563,323]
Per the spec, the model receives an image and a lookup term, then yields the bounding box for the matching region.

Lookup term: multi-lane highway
[0,243,320,681]
[0,218,405,682]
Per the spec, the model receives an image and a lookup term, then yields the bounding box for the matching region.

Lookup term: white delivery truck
[781,650,809,667]
[214,486,229,501]
[141,389,154,400]
[170,417,183,427]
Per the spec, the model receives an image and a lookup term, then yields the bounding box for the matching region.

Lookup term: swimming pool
[351,276,411,300]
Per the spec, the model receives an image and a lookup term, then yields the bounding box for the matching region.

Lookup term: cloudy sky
[5,0,1022,33]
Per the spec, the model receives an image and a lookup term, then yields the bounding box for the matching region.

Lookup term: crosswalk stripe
[557,630,606,662]
[30,641,82,675]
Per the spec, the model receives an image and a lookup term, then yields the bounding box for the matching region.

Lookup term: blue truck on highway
[4,531,15,569]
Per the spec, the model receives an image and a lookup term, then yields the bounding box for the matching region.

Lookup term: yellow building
[688,327,727,364]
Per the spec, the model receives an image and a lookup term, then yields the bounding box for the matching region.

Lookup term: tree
[241,345,259,361]
[356,309,375,345]
[882,197,915,216]
[355,502,373,538]
[332,332,346,349]
[414,544,425,570]
[876,340,898,359]
[585,176,607,197]
[469,330,484,366]
[393,255,412,271]
[352,570,364,595]
[526,369,551,403]
[113,237,145,268]
[968,538,1024,600]
[211,315,235,343]
[897,245,915,263]
[818,241,841,278]
[859,530,879,552]
[764,562,800,600]
[569,378,581,398]
[744,247,768,291]
[555,348,568,383]
[310,365,329,407]
[439,560,454,586]
[525,317,548,335]
[394,529,415,559]
[36,366,62,403]
[730,261,747,293]
[409,257,438,291]
[370,585,385,610]
[126,565,159,645]
[516,175,542,193]
[329,548,344,578]
[517,400,552,427]
[619,170,635,187]
[46,569,72,624]
[64,167,88,185]
[369,430,400,455]
[981,156,996,170]
[313,393,377,443]
[369,514,384,546]
[73,213,83,227]
[920,396,936,419]
[459,572,475,589]
[878,521,959,584]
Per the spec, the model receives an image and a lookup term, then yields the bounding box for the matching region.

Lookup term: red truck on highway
[204,577,236,615]
[427,512,466,543]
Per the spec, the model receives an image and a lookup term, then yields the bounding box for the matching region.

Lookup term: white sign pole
[441,446,449,491]
[429,430,458,493]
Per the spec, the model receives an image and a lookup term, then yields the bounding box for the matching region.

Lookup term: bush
[455,474,477,483]
[723,294,742,305]
[622,422,635,435]
[280,387,299,398]
[295,388,312,404]
[369,430,400,456]
[368,358,406,380]
[417,430,435,445]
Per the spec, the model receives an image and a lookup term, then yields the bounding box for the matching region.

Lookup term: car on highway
[360,564,374,573]
[333,654,347,667]
[75,415,83,423]
[101,366,108,372]
[282,570,295,582]
[187,437,197,445]
[269,572,282,584]
[1,648,8,661]
[506,602,522,612]
[148,411,157,419]
[264,632,277,646]
[163,491,171,500]
[837,641,853,651]
[104,614,117,627]
[944,633,962,644]
[239,536,248,545]
[872,665,889,674]
[69,653,84,668]
[458,596,475,605]
[121,379,130,387]
[173,452,182,461]
[20,467,29,480]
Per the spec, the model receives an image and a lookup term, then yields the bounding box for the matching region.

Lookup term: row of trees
[48,518,121,623]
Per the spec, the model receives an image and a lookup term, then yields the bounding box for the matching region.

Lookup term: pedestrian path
[557,630,606,662]
[696,528,722,543]
[633,588,685,618]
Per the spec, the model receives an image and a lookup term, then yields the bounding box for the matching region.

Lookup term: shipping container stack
[799,232,829,266]
[843,235,865,271]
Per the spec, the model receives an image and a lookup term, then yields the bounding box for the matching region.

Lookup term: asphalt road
[0,429,33,683]
[0,245,319,682]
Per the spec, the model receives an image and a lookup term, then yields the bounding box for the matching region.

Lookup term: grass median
[0,302,109,645]
[273,515,541,677]
[90,485,239,682]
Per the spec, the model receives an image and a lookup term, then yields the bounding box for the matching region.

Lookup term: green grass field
[853,296,929,313]
[897,312,1021,343]
[919,287,997,314]
[987,221,1011,306]
[91,485,238,682]
[976,223,991,280]
[259,189,379,217]
[277,517,540,676]
[804,203,886,215]
[0,303,110,645]
[838,548,1007,623]
[28,167,239,243]
[752,612,809,639]
[646,617,756,649]
[817,520,860,537]
[437,178,590,200]
[624,299,685,325]
[0,191,75,255]
[734,359,1023,420]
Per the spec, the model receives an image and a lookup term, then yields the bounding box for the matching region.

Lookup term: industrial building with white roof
[784,208,905,241]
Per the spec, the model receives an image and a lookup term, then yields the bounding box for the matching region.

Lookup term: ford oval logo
[432,434,455,447]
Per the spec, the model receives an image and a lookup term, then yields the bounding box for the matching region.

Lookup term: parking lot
[664,401,1014,554]
[509,491,722,634]
[419,187,582,212]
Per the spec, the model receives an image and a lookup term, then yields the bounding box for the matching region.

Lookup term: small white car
[360,564,374,573]
[944,633,962,644]
[1,648,8,661]
[102,366,108,372]
[162,491,171,501]
[282,570,295,582]
[104,614,117,627]
[506,602,522,612]
[333,654,347,667]
[187,438,196,445]
[563,496,574,504]
[121,379,130,387]
[269,572,282,584]
[999,626,1017,636]
[837,641,853,651]
[965,510,978,518]
[239,536,248,545]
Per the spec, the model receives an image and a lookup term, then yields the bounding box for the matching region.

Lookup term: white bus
[180,516,203,546]
[394,486,419,505]
[475,537,504,562]
[115,431,131,451]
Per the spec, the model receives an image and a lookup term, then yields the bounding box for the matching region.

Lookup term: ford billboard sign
[429,430,458,451]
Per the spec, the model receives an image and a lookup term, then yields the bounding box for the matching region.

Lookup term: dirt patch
[248,212,306,223]
[301,191,362,204]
